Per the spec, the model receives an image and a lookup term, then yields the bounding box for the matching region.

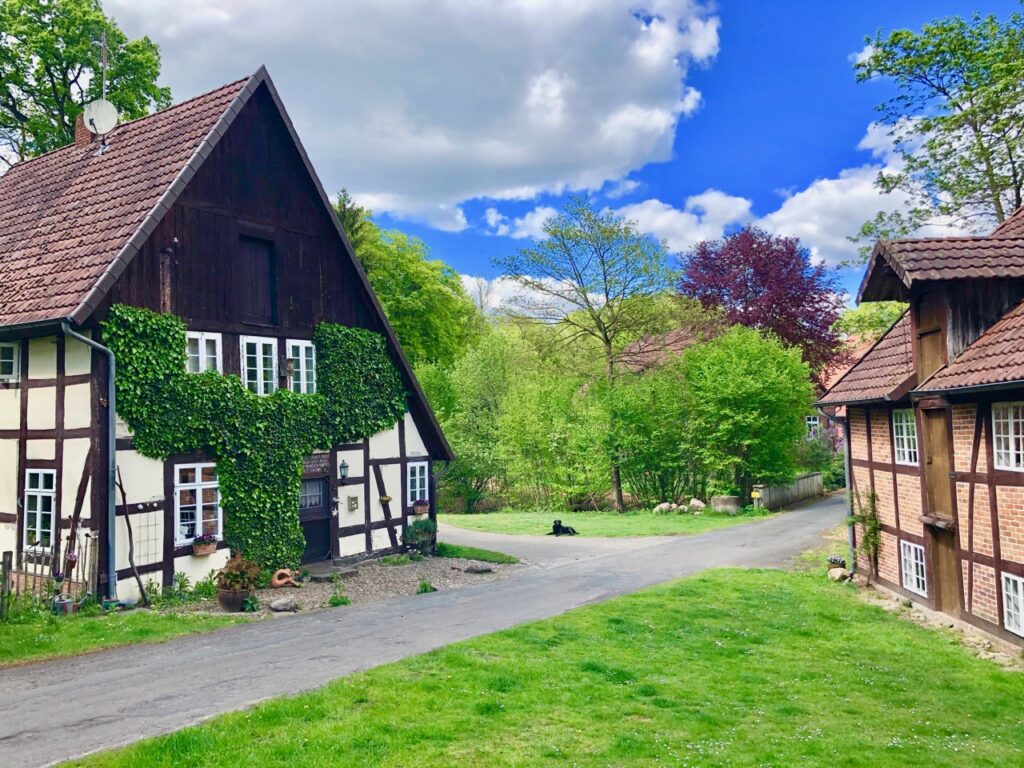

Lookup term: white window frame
[0,342,19,382]
[407,461,429,506]
[1002,572,1024,637]
[900,540,927,597]
[892,409,919,466]
[173,463,223,546]
[286,339,316,394]
[23,469,56,552]
[240,335,278,395]
[805,415,820,437]
[992,402,1024,472]
[185,331,223,374]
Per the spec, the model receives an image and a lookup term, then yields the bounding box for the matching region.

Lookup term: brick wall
[873,473,897,529]
[970,562,999,625]
[951,405,985,473]
[869,409,892,463]
[849,408,868,460]
[957,481,994,557]
[996,486,1024,564]
[896,474,923,535]
[878,529,900,585]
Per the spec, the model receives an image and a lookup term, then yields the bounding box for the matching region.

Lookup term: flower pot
[217,588,253,612]
[412,502,429,517]
[192,541,217,557]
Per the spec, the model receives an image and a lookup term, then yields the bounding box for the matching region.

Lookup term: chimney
[74,114,94,148]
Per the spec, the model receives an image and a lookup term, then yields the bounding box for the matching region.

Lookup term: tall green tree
[333,191,481,367]
[682,326,813,501]
[494,196,674,512]
[0,0,170,167]
[833,301,907,342]
[854,10,1024,253]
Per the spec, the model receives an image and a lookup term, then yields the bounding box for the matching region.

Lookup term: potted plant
[412,498,429,517]
[64,550,78,574]
[405,517,437,556]
[215,554,260,612]
[192,532,219,557]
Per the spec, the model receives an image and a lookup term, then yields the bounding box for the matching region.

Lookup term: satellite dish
[83,99,119,136]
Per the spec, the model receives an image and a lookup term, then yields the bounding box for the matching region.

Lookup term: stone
[465,565,494,574]
[269,597,300,612]
[653,502,675,514]
[710,495,741,515]
[827,567,850,582]
[688,498,706,513]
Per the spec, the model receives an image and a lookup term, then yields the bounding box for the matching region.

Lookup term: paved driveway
[0,494,846,767]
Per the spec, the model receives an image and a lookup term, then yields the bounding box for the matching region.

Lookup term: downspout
[61,321,117,600]
[819,406,855,574]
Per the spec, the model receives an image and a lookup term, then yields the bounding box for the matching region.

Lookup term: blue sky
[112,1,1021,302]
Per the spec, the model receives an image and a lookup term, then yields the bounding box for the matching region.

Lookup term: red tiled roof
[818,333,875,392]
[817,312,915,405]
[993,206,1024,238]
[0,77,248,327]
[917,300,1024,393]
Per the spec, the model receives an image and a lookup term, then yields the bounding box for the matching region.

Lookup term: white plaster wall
[404,412,428,458]
[117,450,164,504]
[173,549,229,585]
[115,415,132,440]
[0,439,17,516]
[338,446,364,479]
[370,528,393,551]
[0,389,18,430]
[336,480,364,528]
[64,384,92,430]
[369,463,401,523]
[369,422,401,459]
[114,510,164,570]
[27,337,56,379]
[65,336,92,376]
[0,521,16,555]
[26,386,55,429]
[338,532,364,557]
[61,438,92,519]
[25,439,55,460]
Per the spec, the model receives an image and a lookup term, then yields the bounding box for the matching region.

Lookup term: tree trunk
[604,340,626,513]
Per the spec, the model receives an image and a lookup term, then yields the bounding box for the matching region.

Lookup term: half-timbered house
[820,210,1024,645]
[0,68,452,601]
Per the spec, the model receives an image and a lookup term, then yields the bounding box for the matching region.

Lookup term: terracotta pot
[217,588,253,612]
[412,502,429,516]
[192,541,217,557]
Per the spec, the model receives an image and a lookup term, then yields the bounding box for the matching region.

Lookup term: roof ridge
[0,74,254,174]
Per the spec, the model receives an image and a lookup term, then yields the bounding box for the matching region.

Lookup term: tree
[0,0,170,167]
[834,301,907,342]
[681,326,813,501]
[678,226,843,374]
[854,10,1024,249]
[333,192,481,367]
[494,196,674,512]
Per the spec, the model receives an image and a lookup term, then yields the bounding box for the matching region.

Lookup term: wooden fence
[0,532,100,619]
[753,472,823,510]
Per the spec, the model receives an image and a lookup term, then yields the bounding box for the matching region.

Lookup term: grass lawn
[440,507,772,537]
[435,541,519,564]
[0,609,246,667]
[67,568,1024,767]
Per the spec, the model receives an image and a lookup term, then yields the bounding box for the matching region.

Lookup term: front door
[930,528,960,616]
[299,478,331,563]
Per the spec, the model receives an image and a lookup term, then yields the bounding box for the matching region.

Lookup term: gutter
[61,322,117,600]
[818,406,855,574]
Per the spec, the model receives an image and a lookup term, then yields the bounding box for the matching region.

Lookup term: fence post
[1,550,11,620]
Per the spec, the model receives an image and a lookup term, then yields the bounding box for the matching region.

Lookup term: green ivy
[103,305,407,569]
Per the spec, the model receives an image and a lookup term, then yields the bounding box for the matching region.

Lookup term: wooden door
[930,528,960,616]
[299,477,331,563]
[916,290,946,381]
[922,409,952,519]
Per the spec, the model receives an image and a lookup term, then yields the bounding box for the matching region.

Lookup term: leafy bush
[405,518,437,554]
[215,554,261,591]
[416,580,437,594]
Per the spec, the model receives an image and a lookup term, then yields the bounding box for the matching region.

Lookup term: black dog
[547,519,578,536]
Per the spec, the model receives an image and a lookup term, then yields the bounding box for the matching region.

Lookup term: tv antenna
[82,30,119,150]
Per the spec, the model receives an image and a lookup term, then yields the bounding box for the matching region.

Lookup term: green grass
[0,609,245,666]
[66,568,1024,767]
[440,507,772,537]
[434,541,519,564]
[380,553,424,566]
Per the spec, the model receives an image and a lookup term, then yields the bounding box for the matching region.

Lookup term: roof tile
[818,312,914,405]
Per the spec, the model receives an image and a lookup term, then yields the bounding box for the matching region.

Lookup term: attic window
[0,343,19,382]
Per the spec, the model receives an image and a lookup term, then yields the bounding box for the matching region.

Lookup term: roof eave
[912,378,1024,398]
[857,241,911,303]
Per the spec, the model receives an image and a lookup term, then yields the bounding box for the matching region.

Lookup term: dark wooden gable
[101,81,449,459]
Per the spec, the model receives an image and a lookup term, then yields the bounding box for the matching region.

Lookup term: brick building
[820,210,1024,644]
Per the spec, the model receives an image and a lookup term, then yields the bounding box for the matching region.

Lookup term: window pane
[178,466,196,484]
[201,465,217,483]
[42,473,54,490]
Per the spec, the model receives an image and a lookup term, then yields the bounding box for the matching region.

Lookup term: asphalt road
[0,494,846,767]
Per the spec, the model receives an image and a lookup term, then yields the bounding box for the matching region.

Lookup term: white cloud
[612,122,971,265]
[604,178,642,199]
[483,205,558,239]
[615,188,753,251]
[460,274,568,313]
[108,0,719,230]
[849,43,874,65]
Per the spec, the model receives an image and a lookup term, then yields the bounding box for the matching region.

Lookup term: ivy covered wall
[103,304,407,568]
